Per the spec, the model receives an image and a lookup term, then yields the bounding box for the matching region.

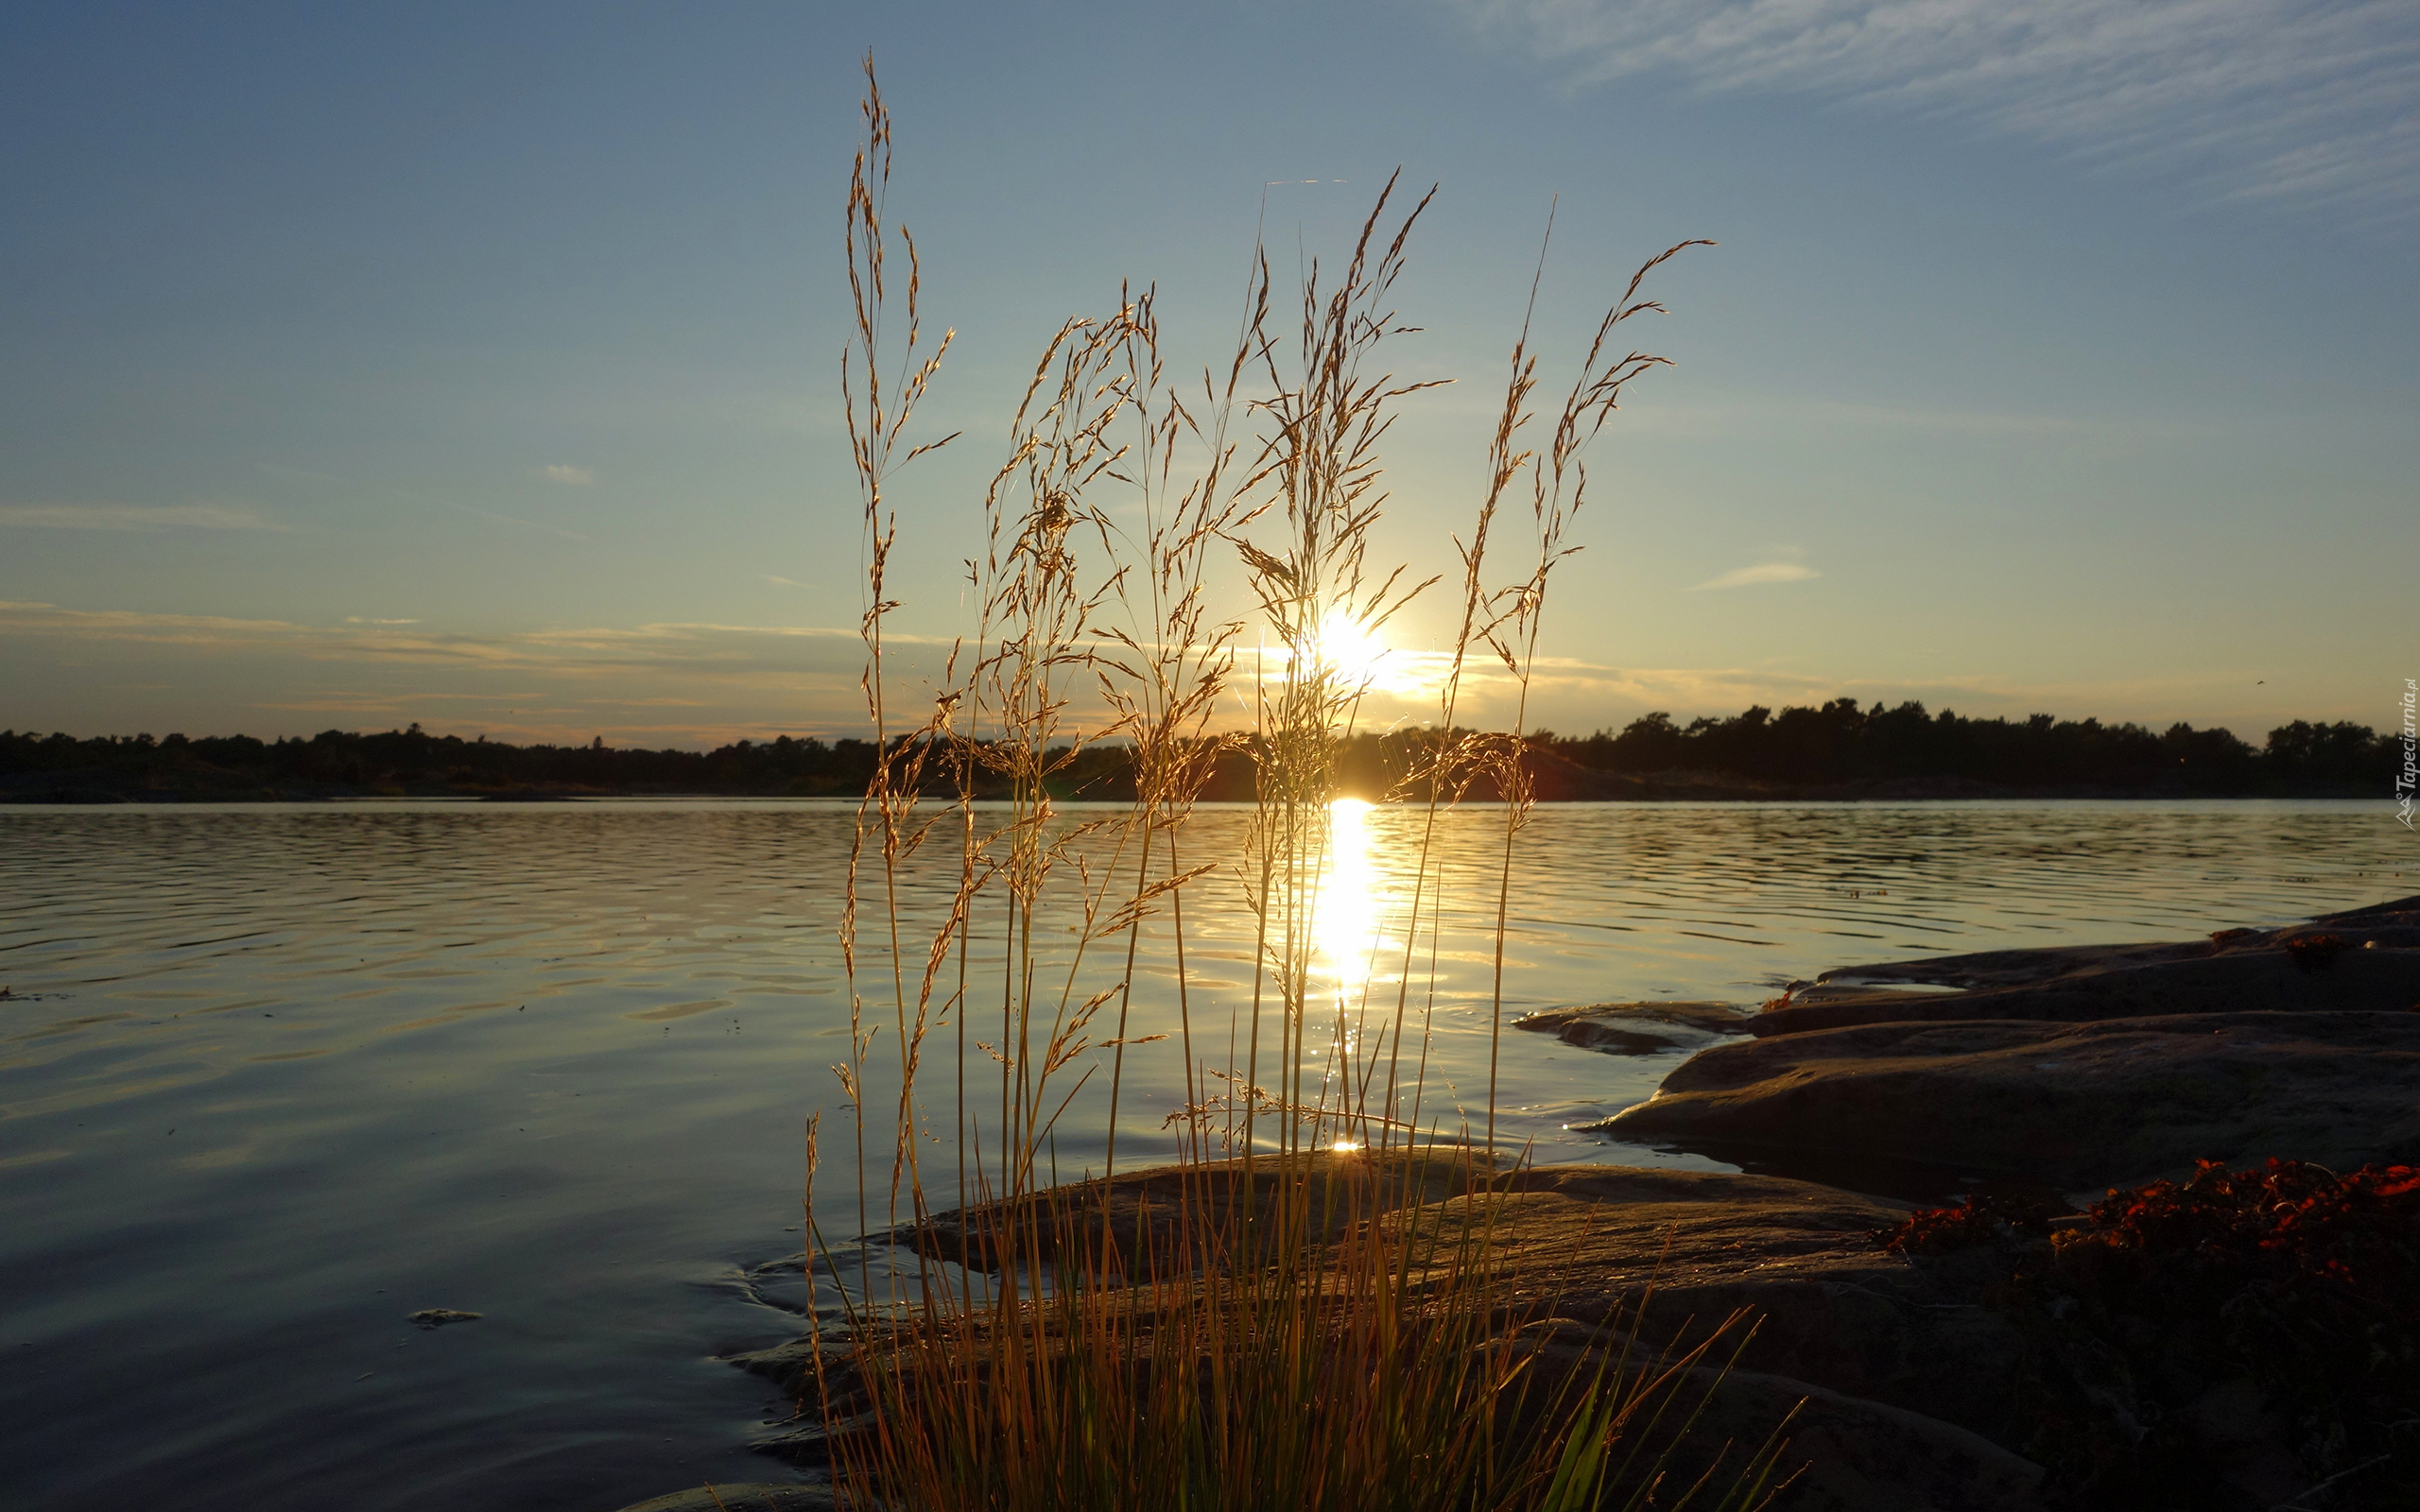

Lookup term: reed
[804,59,1785,1512]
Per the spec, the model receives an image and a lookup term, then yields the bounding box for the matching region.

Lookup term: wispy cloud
[0,601,938,745]
[1446,0,2420,211]
[1689,561,1821,591]
[762,574,800,587]
[539,464,596,486]
[0,503,281,531]
[344,616,421,626]
[0,600,2353,745]
[0,601,900,670]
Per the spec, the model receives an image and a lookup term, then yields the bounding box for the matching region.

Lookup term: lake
[3,799,2410,1511]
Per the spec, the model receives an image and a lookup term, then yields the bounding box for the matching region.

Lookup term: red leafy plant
[1872,1192,2050,1256]
[1882,1160,2420,1507]
[2037,1159,2419,1506]
[2280,931,2348,970]
[2070,1157,2417,1284]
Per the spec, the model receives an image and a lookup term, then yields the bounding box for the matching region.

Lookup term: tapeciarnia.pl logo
[2397,678,2415,831]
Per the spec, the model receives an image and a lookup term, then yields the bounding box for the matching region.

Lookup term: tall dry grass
[801,59,1785,1512]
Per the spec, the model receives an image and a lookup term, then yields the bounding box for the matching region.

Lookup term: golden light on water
[1310,798,1397,1143]
[1314,797,1385,1005]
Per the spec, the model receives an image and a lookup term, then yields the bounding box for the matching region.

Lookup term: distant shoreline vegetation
[1,699,2398,802]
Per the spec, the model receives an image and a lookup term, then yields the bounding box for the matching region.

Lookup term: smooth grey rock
[1688,1367,2049,1512]
[1389,1167,2039,1452]
[1753,895,2420,1037]
[895,1144,1501,1274]
[1596,1009,2420,1190]
[1514,999,1756,1055]
[609,1486,838,1512]
[1757,945,2420,1037]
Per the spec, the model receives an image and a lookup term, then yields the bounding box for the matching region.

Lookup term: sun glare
[1310,607,1389,689]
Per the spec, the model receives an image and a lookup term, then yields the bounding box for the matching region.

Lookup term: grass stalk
[810,60,1766,1512]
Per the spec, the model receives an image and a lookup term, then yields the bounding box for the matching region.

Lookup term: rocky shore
[627,894,2420,1512]
[1505,892,2420,1508]
[1576,893,2420,1197]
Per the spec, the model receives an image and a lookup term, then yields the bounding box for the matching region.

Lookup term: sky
[3,0,2415,749]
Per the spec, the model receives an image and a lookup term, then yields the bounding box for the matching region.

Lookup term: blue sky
[3,0,2414,747]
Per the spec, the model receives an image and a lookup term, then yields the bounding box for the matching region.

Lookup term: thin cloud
[0,503,281,531]
[0,601,911,679]
[762,575,800,587]
[2,599,2344,747]
[0,602,966,747]
[1689,561,1821,591]
[344,616,421,626]
[540,464,596,486]
[249,696,415,715]
[1447,0,2420,212]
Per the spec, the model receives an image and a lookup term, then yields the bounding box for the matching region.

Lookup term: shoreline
[658,892,2420,1512]
[0,785,2394,806]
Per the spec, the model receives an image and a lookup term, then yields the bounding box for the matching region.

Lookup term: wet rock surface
[1754,897,2420,1038]
[890,1145,1499,1273]
[1397,1167,2035,1451]
[1594,1009,2420,1191]
[1586,895,2420,1194]
[1338,1167,2055,1507]
[1512,999,1757,1055]
[610,1486,838,1512]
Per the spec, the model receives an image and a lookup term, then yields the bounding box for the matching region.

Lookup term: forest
[0,698,2398,801]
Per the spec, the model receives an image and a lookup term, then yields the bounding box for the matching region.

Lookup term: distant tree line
[1526,699,2396,796]
[0,699,2401,801]
[0,724,882,801]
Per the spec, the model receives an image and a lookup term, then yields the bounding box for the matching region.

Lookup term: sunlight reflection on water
[1313,797,1386,1009]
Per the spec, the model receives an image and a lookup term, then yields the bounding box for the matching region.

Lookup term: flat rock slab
[1755,895,2420,1037]
[1375,1167,2052,1506]
[609,1486,838,1512]
[1681,1367,2048,1512]
[1758,946,2420,1037]
[1596,1009,2420,1191]
[749,1161,2049,1508]
[894,1145,1499,1273]
[1513,999,1757,1055]
[1394,1166,2034,1452]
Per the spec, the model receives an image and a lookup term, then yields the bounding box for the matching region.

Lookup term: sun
[1310,607,1389,688]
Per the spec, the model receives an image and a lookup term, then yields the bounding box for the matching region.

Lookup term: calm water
[2,799,2411,1511]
